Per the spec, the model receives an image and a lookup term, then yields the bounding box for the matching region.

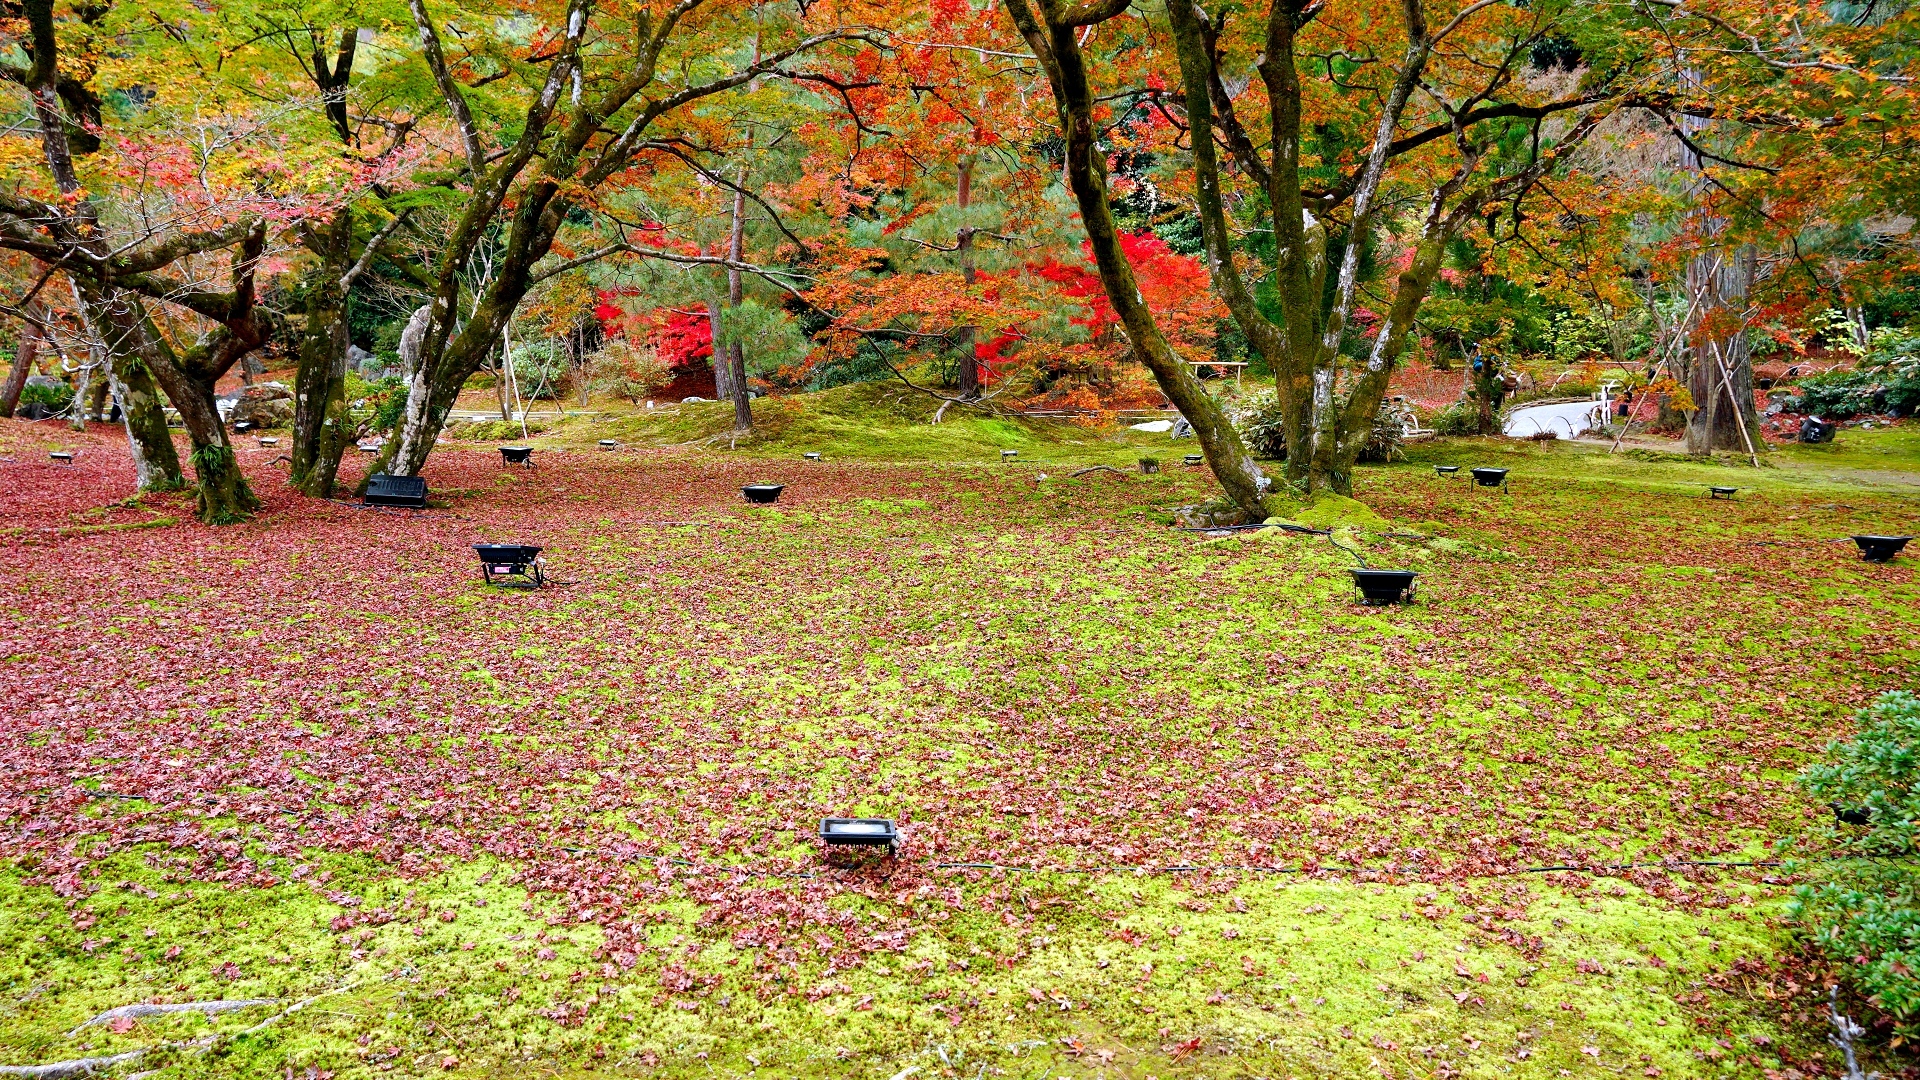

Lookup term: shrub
[1790,691,1920,1034]
[1774,329,1920,418]
[1356,408,1406,462]
[349,374,408,434]
[1233,390,1287,459]
[587,339,672,404]
[1430,401,1479,437]
[510,342,566,399]
[19,379,73,410]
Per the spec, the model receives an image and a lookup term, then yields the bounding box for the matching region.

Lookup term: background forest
[2,0,1916,520]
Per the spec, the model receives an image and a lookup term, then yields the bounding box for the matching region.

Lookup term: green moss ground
[0,858,1792,1079]
[5,399,1919,1078]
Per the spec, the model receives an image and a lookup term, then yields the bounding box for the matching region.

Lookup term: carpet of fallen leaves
[2,418,1918,1076]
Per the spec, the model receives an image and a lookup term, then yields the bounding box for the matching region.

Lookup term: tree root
[68,999,277,1037]
[2,982,360,1079]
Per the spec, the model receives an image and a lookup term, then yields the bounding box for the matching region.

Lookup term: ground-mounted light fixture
[474,544,545,588]
[364,473,428,509]
[1002,450,1019,461]
[1183,454,1204,467]
[1434,465,1459,478]
[49,451,74,466]
[1708,486,1738,500]
[1853,535,1912,563]
[743,483,785,505]
[598,439,619,451]
[804,452,822,461]
[501,446,534,468]
[1350,568,1418,605]
[1470,467,1509,491]
[818,818,898,854]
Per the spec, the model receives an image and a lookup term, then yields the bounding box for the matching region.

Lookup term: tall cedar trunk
[1683,247,1763,456]
[292,208,355,496]
[726,180,751,431]
[0,302,44,417]
[708,299,735,402]
[75,283,184,489]
[953,159,981,399]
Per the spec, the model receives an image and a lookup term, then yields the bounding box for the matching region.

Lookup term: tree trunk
[68,344,97,431]
[291,209,355,496]
[86,364,109,419]
[168,371,260,524]
[1007,0,1273,519]
[726,180,752,432]
[74,284,185,489]
[103,343,180,491]
[953,158,981,399]
[1683,247,1763,456]
[131,301,260,523]
[0,303,45,417]
[705,298,733,404]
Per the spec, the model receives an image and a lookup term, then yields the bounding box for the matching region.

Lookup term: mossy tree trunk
[75,284,184,490]
[291,207,374,498]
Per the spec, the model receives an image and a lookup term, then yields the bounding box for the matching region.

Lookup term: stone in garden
[230,381,295,430]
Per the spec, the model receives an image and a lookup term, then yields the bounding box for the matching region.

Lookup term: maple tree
[0,0,290,521]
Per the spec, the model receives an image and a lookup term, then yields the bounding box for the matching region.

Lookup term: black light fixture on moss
[1470,467,1509,491]
[1183,454,1204,467]
[1853,535,1913,563]
[743,483,785,505]
[49,451,74,466]
[804,451,822,461]
[819,818,898,854]
[1434,465,1460,478]
[475,544,544,588]
[1708,486,1737,500]
[1002,449,1018,462]
[501,446,534,468]
[1350,568,1419,605]
[598,439,618,451]
[364,473,428,508]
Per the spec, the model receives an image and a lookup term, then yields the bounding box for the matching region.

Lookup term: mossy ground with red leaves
[1,412,1917,1079]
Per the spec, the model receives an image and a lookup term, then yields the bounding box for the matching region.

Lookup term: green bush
[1357,409,1405,463]
[1790,691,1920,1033]
[19,379,73,410]
[1430,401,1479,436]
[1233,390,1287,459]
[349,374,409,434]
[1774,329,1920,417]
